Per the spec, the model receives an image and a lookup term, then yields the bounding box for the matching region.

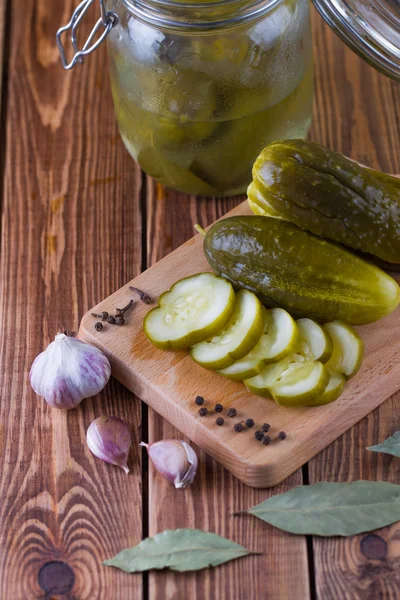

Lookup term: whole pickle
[203,216,399,325]
[248,139,400,264]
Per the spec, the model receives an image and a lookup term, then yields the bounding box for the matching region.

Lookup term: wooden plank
[0,0,144,597]
[309,11,400,600]
[0,0,6,108]
[144,187,309,599]
[79,197,400,488]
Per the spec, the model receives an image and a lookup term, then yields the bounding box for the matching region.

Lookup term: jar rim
[121,0,286,31]
[312,0,400,82]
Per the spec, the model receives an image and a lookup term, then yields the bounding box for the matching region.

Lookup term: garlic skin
[141,440,198,489]
[87,416,132,473]
[30,333,111,410]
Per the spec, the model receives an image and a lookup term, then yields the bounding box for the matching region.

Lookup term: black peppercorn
[255,430,264,441]
[115,316,125,326]
[263,436,272,445]
[195,396,204,406]
[216,417,224,426]
[199,407,208,417]
[278,431,287,440]
[227,408,237,418]
[94,322,103,332]
[215,403,223,413]
[234,423,244,432]
[261,423,270,432]
[107,315,116,324]
[101,311,109,321]
[245,418,255,428]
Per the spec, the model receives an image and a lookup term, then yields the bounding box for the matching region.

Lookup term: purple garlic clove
[87,416,132,474]
[141,440,198,489]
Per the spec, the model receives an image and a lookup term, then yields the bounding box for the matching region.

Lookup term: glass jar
[60,0,314,196]
[57,0,400,196]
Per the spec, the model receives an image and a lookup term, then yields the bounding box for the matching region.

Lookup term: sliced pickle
[323,321,365,378]
[296,318,333,363]
[270,360,330,407]
[218,307,298,380]
[245,356,329,406]
[191,289,264,370]
[309,371,346,406]
[144,273,235,350]
[245,356,295,398]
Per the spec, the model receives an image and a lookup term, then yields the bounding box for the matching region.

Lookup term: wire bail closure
[56,0,118,70]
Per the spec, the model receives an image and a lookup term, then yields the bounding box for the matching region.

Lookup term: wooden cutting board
[79,200,400,488]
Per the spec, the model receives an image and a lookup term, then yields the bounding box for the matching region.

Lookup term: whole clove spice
[107,316,116,325]
[115,317,125,326]
[95,322,103,332]
[116,299,135,316]
[129,286,152,305]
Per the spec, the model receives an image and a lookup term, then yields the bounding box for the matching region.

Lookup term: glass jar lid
[312,0,400,81]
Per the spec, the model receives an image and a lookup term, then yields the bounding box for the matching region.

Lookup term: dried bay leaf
[234,481,400,537]
[104,528,257,573]
[368,431,400,458]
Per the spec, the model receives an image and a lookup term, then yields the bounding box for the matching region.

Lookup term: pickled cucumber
[190,289,264,370]
[249,139,400,263]
[203,216,400,324]
[310,371,346,406]
[323,321,364,378]
[296,318,333,363]
[143,273,235,350]
[245,356,329,406]
[218,307,298,380]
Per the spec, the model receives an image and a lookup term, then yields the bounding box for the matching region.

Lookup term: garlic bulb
[141,440,198,489]
[87,416,132,473]
[30,333,111,410]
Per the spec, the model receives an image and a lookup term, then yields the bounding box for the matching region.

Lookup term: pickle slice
[323,321,364,378]
[190,289,264,370]
[269,361,330,407]
[218,307,298,380]
[245,357,295,398]
[245,353,330,407]
[297,318,333,363]
[309,371,346,406]
[144,273,235,350]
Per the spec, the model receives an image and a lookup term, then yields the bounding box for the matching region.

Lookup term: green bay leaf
[235,481,400,537]
[367,431,400,457]
[104,528,256,573]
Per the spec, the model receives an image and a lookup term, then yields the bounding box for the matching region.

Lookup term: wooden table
[0,2,399,598]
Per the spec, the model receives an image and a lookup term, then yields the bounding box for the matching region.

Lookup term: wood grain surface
[0,3,399,600]
[309,18,400,600]
[0,1,144,598]
[79,198,400,487]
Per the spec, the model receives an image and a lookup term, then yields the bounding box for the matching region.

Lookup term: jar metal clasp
[56,0,118,70]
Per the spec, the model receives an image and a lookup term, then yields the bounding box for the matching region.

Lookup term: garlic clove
[30,333,111,410]
[87,416,132,474]
[141,440,198,489]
